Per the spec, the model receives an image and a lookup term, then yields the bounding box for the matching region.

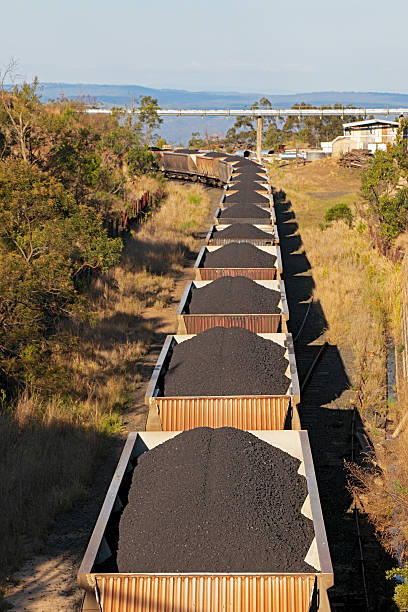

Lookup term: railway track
[275,194,393,610]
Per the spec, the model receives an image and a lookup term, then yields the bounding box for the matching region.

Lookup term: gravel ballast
[214,223,274,241]
[203,242,277,268]
[117,427,315,573]
[163,326,290,396]
[219,202,270,219]
[188,276,281,314]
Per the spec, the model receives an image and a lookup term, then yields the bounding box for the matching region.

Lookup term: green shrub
[325,203,353,227]
[387,564,408,610]
[188,194,202,204]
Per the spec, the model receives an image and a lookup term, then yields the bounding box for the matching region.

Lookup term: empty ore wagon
[144,327,300,431]
[176,278,289,334]
[194,244,283,281]
[206,223,279,245]
[161,152,232,184]
[78,429,333,611]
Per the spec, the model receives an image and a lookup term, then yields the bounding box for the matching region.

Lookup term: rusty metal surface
[195,156,219,178]
[153,396,290,431]
[180,314,282,334]
[218,160,231,183]
[158,152,232,183]
[187,155,198,174]
[163,152,191,173]
[197,267,277,281]
[93,574,316,612]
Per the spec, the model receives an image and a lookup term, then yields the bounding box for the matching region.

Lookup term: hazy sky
[1,0,407,93]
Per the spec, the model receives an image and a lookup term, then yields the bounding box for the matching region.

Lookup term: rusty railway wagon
[160,151,233,185]
[206,223,279,245]
[194,244,283,281]
[144,332,299,432]
[176,279,289,334]
[78,430,333,612]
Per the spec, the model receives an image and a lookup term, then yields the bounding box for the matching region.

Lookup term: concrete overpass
[86,107,408,160]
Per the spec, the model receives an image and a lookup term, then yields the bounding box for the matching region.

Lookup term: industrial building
[321,118,400,156]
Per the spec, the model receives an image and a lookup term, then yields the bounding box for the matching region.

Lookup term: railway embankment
[270,157,398,608]
[3,182,221,611]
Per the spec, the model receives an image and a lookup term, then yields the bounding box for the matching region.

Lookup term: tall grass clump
[0,393,105,583]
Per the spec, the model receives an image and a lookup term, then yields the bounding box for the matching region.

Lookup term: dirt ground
[4,186,221,612]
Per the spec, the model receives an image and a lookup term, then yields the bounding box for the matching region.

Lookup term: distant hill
[37,83,408,144]
[38,83,408,109]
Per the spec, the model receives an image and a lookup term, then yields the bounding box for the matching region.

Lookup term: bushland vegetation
[188,99,360,151]
[360,119,408,245]
[0,69,210,592]
[346,121,408,609]
[269,150,408,609]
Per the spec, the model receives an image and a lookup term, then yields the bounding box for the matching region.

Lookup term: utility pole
[256,116,263,162]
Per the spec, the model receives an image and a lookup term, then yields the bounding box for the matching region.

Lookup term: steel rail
[85,107,408,117]
[300,342,328,393]
[293,298,313,343]
[351,406,371,611]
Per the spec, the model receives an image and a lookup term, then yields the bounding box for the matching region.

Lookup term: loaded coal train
[78,153,333,611]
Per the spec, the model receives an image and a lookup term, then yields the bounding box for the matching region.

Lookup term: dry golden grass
[0,393,103,583]
[303,221,400,415]
[348,393,408,561]
[269,158,401,419]
[0,178,211,587]
[271,157,362,229]
[271,158,408,602]
[127,181,211,274]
